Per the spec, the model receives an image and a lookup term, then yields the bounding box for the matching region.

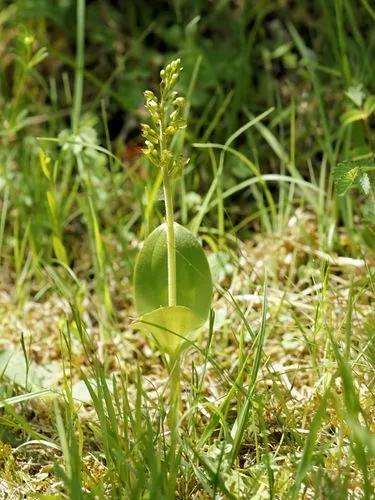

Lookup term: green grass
[0,0,374,498]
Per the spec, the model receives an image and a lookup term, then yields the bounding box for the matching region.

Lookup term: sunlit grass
[0,0,374,498]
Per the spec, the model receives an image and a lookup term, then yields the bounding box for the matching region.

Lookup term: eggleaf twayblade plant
[133,59,213,456]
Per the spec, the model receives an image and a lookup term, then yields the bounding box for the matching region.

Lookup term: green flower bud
[173,97,185,108]
[144,90,157,101]
[142,58,189,177]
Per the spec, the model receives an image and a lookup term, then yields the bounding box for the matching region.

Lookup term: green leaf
[38,149,51,179]
[333,158,375,196]
[364,95,375,115]
[345,85,365,107]
[333,161,360,195]
[134,222,212,322]
[133,223,212,352]
[28,46,48,68]
[52,235,68,265]
[341,109,368,125]
[132,306,203,353]
[0,389,51,409]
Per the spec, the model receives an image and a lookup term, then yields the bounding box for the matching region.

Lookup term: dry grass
[0,210,374,497]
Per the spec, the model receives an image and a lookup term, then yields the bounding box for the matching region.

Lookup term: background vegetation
[0,0,374,498]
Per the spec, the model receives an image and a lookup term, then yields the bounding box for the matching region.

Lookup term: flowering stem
[161,99,179,452]
[163,167,177,307]
[159,92,177,308]
[142,60,187,455]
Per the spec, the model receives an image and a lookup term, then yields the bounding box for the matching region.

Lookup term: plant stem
[158,67,182,464]
[168,349,181,492]
[168,350,181,431]
[162,167,177,307]
[159,92,177,308]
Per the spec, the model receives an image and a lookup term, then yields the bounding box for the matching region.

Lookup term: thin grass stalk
[72,0,85,134]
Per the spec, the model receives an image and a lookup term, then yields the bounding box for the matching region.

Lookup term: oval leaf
[134,222,212,322]
[132,305,203,353]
